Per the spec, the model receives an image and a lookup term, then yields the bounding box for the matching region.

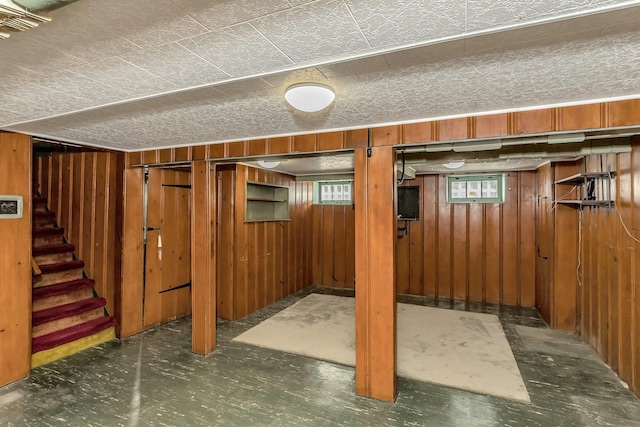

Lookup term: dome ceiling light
[284,83,335,112]
[257,160,280,169]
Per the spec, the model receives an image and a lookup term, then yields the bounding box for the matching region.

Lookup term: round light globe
[285,83,335,112]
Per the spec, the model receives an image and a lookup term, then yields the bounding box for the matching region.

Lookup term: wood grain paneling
[191,160,216,355]
[36,152,123,317]
[402,122,434,144]
[438,117,469,141]
[311,205,355,288]
[313,172,536,307]
[268,137,292,154]
[247,139,267,156]
[574,141,640,398]
[354,146,397,402]
[216,164,313,320]
[0,132,31,387]
[120,161,145,338]
[474,114,509,138]
[317,131,344,151]
[514,109,554,134]
[293,134,316,153]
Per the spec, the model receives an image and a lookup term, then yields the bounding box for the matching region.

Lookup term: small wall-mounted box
[0,195,23,219]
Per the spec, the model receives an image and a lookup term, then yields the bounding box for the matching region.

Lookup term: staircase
[31,194,116,368]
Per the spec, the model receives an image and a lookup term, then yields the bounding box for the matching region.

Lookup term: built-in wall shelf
[554,171,615,211]
[245,181,289,222]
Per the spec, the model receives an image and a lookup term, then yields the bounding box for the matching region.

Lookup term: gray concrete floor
[1,286,639,426]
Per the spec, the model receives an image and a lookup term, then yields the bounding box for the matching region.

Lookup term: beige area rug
[233,294,531,403]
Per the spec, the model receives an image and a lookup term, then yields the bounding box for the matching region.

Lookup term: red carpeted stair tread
[32,278,95,301]
[33,210,56,219]
[32,316,116,354]
[32,243,75,257]
[39,260,84,275]
[33,227,65,237]
[34,196,47,204]
[33,297,107,326]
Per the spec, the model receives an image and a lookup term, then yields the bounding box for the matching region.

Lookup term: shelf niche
[554,171,615,210]
[246,181,290,222]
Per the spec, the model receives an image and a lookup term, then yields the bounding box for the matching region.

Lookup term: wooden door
[143,168,192,327]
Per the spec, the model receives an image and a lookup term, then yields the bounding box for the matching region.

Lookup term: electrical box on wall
[0,195,23,219]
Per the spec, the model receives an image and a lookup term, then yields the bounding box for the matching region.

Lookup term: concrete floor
[1,286,639,427]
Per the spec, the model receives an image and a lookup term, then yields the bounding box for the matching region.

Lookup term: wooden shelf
[245,181,289,222]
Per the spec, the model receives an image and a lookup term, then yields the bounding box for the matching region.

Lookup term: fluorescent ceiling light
[442,160,465,169]
[453,140,502,152]
[257,160,280,169]
[285,83,335,112]
[547,133,585,144]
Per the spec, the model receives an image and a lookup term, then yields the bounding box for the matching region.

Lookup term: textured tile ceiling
[1,0,640,151]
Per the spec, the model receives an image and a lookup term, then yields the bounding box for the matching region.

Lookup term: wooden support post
[191,160,216,354]
[354,145,397,402]
[119,163,145,338]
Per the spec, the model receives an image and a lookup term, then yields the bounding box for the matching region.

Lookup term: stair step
[33,297,106,327]
[33,227,65,238]
[33,243,75,257]
[33,278,95,301]
[33,211,57,227]
[34,196,47,205]
[33,287,95,313]
[32,316,116,354]
[33,211,56,220]
[39,260,84,275]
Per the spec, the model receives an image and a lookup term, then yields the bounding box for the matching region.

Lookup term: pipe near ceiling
[13,0,78,12]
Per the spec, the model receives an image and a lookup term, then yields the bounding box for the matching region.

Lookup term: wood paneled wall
[0,132,32,387]
[127,99,640,165]
[311,172,536,307]
[36,152,124,316]
[311,204,355,288]
[535,161,582,331]
[576,139,640,397]
[217,164,313,320]
[397,173,536,306]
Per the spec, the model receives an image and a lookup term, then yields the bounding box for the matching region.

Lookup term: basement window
[313,181,353,205]
[446,174,505,204]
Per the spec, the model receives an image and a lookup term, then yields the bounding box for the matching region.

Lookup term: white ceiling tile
[70,58,178,98]
[260,67,331,91]
[28,71,131,105]
[121,42,230,87]
[178,23,294,76]
[0,36,86,74]
[85,0,209,48]
[213,79,276,96]
[252,0,370,63]
[466,0,630,31]
[0,85,90,123]
[175,0,292,31]
[27,12,140,63]
[346,0,466,48]
[317,55,390,81]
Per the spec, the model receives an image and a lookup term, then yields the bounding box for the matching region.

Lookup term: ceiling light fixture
[442,160,465,169]
[257,160,280,169]
[285,83,335,112]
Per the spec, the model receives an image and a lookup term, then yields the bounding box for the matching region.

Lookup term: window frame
[446,174,506,204]
[312,180,353,205]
